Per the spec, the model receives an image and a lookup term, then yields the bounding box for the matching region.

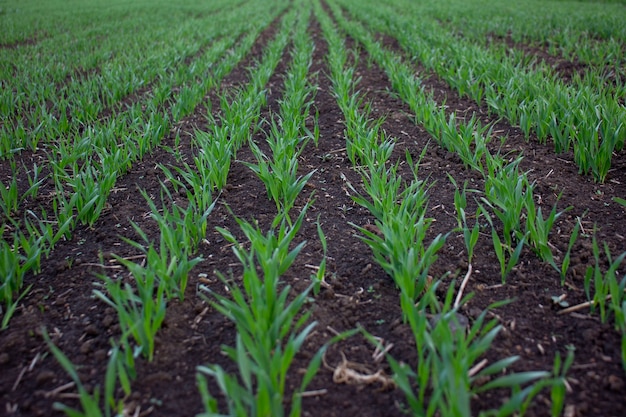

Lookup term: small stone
[102,315,115,327]
[85,324,99,336]
[94,349,108,361]
[0,352,9,365]
[36,370,56,386]
[323,287,335,299]
[582,328,599,342]
[468,307,482,319]
[80,339,93,354]
[608,374,624,391]
[429,312,469,333]
[143,371,172,384]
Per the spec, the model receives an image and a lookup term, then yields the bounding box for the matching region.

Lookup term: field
[1,0,625,415]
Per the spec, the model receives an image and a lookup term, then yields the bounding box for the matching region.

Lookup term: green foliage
[197,205,321,417]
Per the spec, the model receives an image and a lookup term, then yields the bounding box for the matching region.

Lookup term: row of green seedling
[337,0,624,183]
[0,0,247,91]
[340,0,626,374]
[319,3,573,415]
[2,0,274,227]
[244,7,318,223]
[42,182,210,415]
[5,0,267,159]
[159,4,302,192]
[328,0,573,284]
[38,5,297,416]
[0,0,249,155]
[0,0,287,329]
[197,203,331,417]
[196,6,334,415]
[337,0,626,379]
[0,0,282,334]
[425,0,625,68]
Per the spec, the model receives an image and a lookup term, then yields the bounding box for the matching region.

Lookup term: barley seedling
[243,128,315,220]
[389,283,572,416]
[51,195,76,241]
[310,109,321,147]
[560,220,581,285]
[449,175,482,264]
[523,191,570,272]
[43,328,138,417]
[312,216,328,296]
[342,101,395,167]
[14,224,45,275]
[549,112,573,154]
[106,332,139,403]
[124,228,202,302]
[481,155,530,250]
[23,209,73,252]
[493,225,527,284]
[480,206,528,283]
[124,189,208,300]
[197,205,322,417]
[160,158,218,215]
[0,177,19,219]
[192,127,234,192]
[93,264,167,361]
[60,161,118,227]
[0,164,45,219]
[582,234,626,323]
[351,157,446,313]
[462,207,482,266]
[171,85,202,121]
[350,159,406,221]
[578,112,623,183]
[438,113,493,173]
[217,89,265,149]
[0,281,31,330]
[548,346,576,417]
[134,111,170,159]
[606,248,626,320]
[0,225,42,329]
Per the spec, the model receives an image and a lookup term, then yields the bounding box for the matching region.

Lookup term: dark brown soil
[439,18,625,89]
[0,32,45,50]
[1,5,625,417]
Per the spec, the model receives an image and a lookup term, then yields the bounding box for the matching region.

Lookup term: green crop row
[425,0,625,68]
[41,3,331,416]
[336,0,625,183]
[0,0,253,156]
[316,2,573,415]
[326,0,568,284]
[330,0,626,380]
[0,0,287,329]
[245,11,318,220]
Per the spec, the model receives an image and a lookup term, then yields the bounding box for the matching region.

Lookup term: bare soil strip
[0,32,46,50]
